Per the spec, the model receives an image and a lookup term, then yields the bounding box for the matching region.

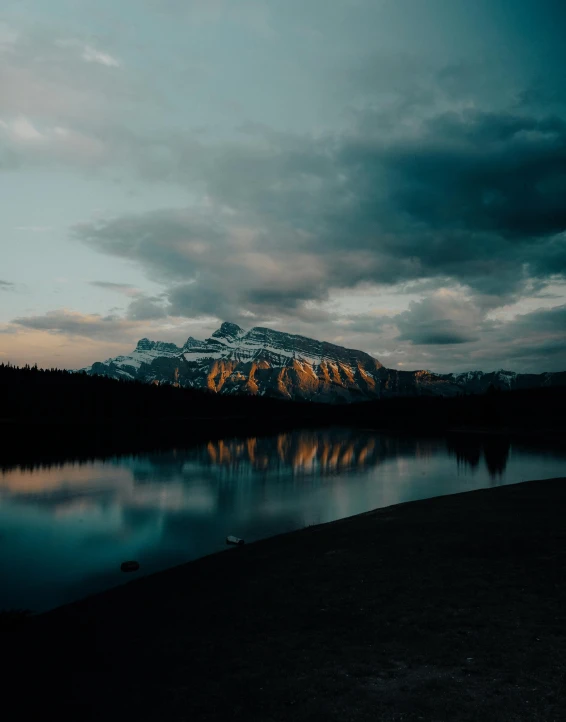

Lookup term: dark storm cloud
[74,206,331,322]
[475,304,566,369]
[388,298,566,355]
[506,338,566,360]
[126,296,169,321]
[166,278,330,325]
[361,301,566,373]
[381,111,566,239]
[502,303,566,339]
[75,210,228,281]
[397,323,478,346]
[167,282,234,320]
[393,293,482,346]
[72,105,566,322]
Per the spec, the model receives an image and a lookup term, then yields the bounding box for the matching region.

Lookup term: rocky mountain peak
[154,341,181,353]
[243,326,383,368]
[183,336,206,350]
[210,322,245,343]
[85,323,565,403]
[135,338,181,354]
[135,338,155,351]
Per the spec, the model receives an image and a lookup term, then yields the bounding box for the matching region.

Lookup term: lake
[1,428,565,612]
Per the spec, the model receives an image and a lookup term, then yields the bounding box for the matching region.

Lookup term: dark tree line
[0,363,299,423]
[1,362,564,432]
[0,363,564,470]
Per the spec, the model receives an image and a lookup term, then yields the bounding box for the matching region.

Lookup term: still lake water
[1,428,565,612]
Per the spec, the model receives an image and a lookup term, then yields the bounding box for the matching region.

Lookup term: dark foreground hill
[4,478,565,722]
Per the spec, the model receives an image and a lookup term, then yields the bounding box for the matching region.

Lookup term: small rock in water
[121,561,140,573]
[226,536,245,546]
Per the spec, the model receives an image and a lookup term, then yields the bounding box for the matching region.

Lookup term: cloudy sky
[1,0,566,373]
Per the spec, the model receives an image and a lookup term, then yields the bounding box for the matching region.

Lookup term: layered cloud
[395,291,483,346]
[339,300,566,373]
[89,282,142,297]
[2,3,566,372]
[63,100,566,371]
[11,310,145,341]
[70,106,566,320]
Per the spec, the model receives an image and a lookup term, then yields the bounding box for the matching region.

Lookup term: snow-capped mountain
[81,321,566,402]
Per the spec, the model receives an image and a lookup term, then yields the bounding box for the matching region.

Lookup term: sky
[1,0,566,373]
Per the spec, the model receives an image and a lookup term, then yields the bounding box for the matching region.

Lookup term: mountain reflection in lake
[1,428,565,612]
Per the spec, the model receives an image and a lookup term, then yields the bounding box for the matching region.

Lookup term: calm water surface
[1,428,565,612]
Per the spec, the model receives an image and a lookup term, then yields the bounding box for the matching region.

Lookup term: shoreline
[4,477,565,721]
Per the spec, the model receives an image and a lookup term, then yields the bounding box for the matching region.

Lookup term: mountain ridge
[82,321,566,402]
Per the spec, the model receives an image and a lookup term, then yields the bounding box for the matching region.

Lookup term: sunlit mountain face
[81,322,566,403]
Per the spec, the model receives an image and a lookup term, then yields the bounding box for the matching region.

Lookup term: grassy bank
[4,478,566,721]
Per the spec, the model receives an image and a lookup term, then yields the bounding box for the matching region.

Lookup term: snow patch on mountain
[80,322,564,402]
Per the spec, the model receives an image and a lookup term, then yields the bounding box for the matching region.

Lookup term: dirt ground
[4,478,566,721]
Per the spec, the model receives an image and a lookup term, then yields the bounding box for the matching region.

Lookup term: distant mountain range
[81,321,566,403]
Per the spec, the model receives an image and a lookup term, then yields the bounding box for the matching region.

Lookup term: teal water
[1,429,565,612]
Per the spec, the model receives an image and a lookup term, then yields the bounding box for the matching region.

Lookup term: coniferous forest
[1,362,564,434]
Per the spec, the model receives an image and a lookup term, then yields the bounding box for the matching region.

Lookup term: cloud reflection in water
[1,428,565,612]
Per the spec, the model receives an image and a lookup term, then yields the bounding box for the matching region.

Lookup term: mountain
[81,321,566,402]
